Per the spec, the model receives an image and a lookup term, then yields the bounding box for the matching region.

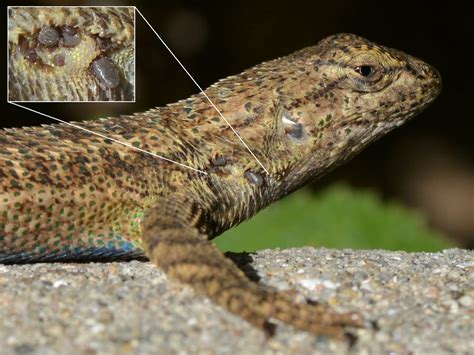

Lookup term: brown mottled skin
[1,33,441,339]
[8,7,134,101]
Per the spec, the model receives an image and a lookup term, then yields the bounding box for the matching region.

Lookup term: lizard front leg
[141,194,363,339]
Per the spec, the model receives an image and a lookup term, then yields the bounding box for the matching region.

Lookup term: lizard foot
[253,288,364,340]
[142,199,364,341]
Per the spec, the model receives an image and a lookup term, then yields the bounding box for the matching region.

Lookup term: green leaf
[215,183,453,252]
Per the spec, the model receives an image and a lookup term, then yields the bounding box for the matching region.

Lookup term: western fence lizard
[0,33,441,339]
[8,7,135,101]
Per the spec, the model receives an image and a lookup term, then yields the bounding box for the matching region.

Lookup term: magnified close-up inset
[8,6,135,102]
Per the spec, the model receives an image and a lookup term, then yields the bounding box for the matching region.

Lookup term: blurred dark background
[2,1,472,247]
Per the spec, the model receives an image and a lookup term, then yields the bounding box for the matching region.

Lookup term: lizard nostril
[407,60,442,92]
[433,68,442,92]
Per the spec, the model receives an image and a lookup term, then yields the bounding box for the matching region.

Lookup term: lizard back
[1,34,441,264]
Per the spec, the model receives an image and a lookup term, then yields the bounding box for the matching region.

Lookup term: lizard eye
[344,53,393,92]
[354,65,374,77]
[351,62,384,85]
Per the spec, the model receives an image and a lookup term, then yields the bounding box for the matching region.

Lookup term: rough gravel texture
[0,248,472,354]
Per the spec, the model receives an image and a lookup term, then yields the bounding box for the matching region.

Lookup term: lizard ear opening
[280,110,306,143]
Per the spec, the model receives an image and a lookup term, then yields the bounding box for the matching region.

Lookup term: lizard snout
[428,64,442,94]
[406,59,442,97]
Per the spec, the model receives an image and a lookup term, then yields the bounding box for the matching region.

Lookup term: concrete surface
[0,248,472,354]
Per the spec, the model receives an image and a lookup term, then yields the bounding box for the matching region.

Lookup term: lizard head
[311,33,442,124]
[274,33,441,183]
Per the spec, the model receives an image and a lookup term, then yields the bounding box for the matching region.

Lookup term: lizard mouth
[341,90,438,131]
[333,76,441,151]
[355,61,441,129]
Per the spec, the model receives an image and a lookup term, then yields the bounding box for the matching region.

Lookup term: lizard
[0,32,441,340]
[8,6,135,101]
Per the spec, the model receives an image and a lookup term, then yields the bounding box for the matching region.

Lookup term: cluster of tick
[18,25,121,89]
[19,25,80,67]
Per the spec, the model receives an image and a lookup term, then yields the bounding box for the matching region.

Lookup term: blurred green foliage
[215,184,453,252]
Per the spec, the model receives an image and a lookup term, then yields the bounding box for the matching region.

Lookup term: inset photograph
[8,6,135,102]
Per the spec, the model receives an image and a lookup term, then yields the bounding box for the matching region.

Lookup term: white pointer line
[134,7,269,176]
[7,101,208,175]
